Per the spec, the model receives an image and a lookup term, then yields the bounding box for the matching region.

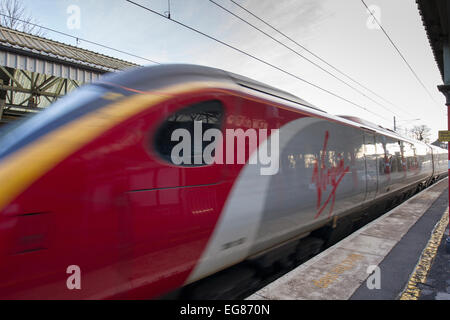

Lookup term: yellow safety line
[400,208,449,300]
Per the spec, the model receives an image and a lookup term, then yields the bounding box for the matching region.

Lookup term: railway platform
[247,178,449,300]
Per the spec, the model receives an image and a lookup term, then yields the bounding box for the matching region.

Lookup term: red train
[0,64,446,299]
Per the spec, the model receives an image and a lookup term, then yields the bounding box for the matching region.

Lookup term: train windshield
[0,85,108,159]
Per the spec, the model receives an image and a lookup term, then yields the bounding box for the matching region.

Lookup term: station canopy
[416,0,448,80]
[0,25,138,123]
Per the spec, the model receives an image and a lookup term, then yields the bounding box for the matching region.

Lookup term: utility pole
[394,116,397,131]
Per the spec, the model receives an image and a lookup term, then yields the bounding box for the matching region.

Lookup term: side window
[154,100,224,166]
[406,143,418,171]
[381,138,401,174]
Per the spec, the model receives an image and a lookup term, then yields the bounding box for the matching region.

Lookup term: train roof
[99,63,325,112]
[338,115,401,137]
[224,71,324,112]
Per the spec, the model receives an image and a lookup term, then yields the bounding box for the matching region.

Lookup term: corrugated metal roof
[0,51,102,82]
[0,25,138,73]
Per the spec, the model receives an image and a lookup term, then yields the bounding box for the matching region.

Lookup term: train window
[154,100,224,166]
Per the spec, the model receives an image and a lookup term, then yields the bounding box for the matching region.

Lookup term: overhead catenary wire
[0,12,160,66]
[209,0,406,119]
[361,0,441,109]
[228,0,416,118]
[125,0,391,122]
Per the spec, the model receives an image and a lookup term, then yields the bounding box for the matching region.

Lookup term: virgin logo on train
[311,131,350,219]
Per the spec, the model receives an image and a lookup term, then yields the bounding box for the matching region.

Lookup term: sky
[18,0,447,141]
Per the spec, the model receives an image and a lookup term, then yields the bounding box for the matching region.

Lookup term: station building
[0,25,136,125]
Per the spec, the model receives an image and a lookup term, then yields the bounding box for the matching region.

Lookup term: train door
[363,132,378,202]
[375,134,390,197]
[403,142,419,183]
[375,134,405,197]
[388,138,406,192]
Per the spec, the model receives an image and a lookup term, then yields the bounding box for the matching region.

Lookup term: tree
[0,0,45,36]
[410,125,431,143]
